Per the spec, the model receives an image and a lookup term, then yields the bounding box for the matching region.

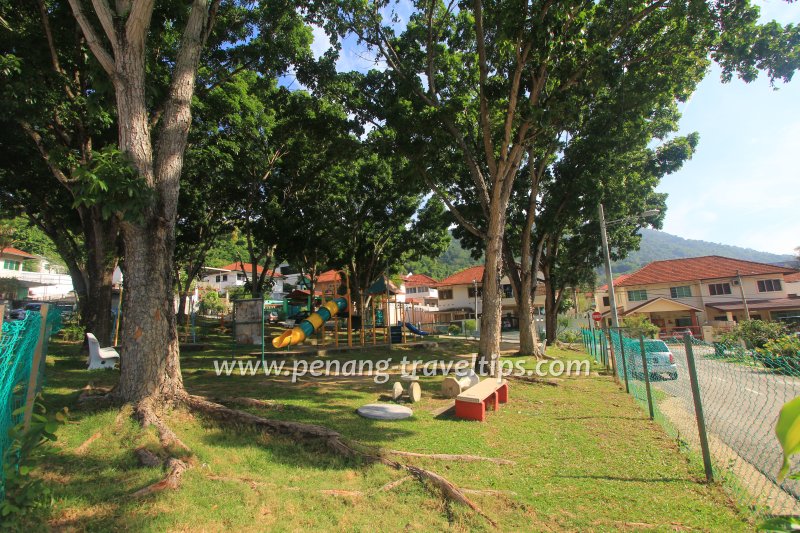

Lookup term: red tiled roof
[218,262,284,278]
[597,273,632,291]
[0,247,35,259]
[403,273,439,287]
[785,271,800,283]
[616,256,797,287]
[438,265,485,287]
[316,269,340,283]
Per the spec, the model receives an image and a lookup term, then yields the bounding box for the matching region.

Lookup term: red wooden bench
[455,379,509,421]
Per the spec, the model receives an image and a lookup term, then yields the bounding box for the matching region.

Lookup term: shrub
[760,335,800,358]
[199,291,225,315]
[1,399,67,526]
[58,316,84,342]
[448,323,462,335]
[621,315,660,339]
[718,319,785,349]
[464,319,477,332]
[558,330,581,344]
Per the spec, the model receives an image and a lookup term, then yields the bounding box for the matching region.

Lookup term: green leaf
[775,396,800,481]
[759,516,800,532]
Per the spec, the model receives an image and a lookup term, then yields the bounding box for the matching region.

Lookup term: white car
[627,339,678,380]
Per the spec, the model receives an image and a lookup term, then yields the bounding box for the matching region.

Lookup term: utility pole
[599,203,620,328]
[472,278,479,328]
[736,270,750,320]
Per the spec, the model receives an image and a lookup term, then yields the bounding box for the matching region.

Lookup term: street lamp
[598,204,660,329]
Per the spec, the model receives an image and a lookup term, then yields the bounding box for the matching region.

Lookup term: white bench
[455,379,508,421]
[87,332,120,370]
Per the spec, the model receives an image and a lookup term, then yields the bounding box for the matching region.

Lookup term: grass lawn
[35,335,751,532]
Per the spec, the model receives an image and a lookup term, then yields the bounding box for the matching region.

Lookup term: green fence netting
[581,327,800,519]
[0,310,62,498]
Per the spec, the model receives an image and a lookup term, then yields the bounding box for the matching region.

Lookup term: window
[3,260,20,270]
[774,310,800,321]
[675,317,693,327]
[628,289,648,302]
[468,286,483,298]
[222,274,228,282]
[237,274,245,281]
[757,279,782,292]
[602,296,610,307]
[502,284,513,298]
[670,285,692,298]
[708,283,731,296]
[439,289,453,300]
[215,275,221,282]
[713,315,728,321]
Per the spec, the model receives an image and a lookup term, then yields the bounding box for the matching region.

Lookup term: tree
[63,0,314,406]
[0,0,122,344]
[338,0,800,372]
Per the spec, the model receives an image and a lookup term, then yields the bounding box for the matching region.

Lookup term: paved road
[642,346,800,501]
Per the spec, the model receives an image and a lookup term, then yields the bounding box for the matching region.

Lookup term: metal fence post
[23,304,50,431]
[683,333,714,482]
[639,335,654,420]
[617,328,629,393]
[605,327,617,382]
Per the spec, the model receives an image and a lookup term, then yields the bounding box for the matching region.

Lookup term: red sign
[592,311,602,322]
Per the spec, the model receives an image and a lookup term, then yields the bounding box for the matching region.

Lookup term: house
[200,262,284,299]
[0,247,74,301]
[435,265,547,328]
[593,256,800,338]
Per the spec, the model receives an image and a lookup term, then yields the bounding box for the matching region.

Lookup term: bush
[1,398,67,526]
[558,329,581,344]
[718,319,785,349]
[58,317,84,342]
[760,335,800,358]
[448,323,462,335]
[621,315,660,339]
[199,291,226,315]
[464,319,477,332]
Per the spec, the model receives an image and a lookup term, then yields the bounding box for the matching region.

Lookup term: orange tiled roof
[218,262,283,278]
[0,247,35,259]
[785,271,800,283]
[403,273,439,287]
[316,269,340,283]
[597,273,632,292]
[616,256,796,287]
[438,265,485,287]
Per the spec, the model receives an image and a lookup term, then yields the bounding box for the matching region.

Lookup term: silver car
[627,339,678,381]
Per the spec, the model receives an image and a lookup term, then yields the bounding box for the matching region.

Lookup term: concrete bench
[455,379,508,422]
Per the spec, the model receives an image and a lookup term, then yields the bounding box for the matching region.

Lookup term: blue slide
[404,322,430,336]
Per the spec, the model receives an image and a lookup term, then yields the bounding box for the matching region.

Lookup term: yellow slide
[272,298,347,348]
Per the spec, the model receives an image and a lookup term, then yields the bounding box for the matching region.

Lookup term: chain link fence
[582,327,800,519]
[1,309,61,496]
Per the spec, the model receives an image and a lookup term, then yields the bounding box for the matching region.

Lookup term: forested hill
[612,229,794,274]
[405,228,794,280]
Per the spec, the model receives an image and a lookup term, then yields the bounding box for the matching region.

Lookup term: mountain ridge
[406,229,796,280]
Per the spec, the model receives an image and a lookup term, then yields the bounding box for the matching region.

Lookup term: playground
[36,332,753,531]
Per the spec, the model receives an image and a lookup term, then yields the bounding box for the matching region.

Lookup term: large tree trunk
[67,0,213,404]
[476,213,505,375]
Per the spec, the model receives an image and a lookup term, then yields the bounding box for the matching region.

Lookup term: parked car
[628,339,678,380]
[8,303,45,320]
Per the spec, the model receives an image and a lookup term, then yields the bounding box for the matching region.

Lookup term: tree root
[183,394,497,527]
[379,475,413,492]
[509,375,560,387]
[75,432,102,455]
[211,396,284,410]
[132,457,189,498]
[135,398,190,452]
[386,450,515,465]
